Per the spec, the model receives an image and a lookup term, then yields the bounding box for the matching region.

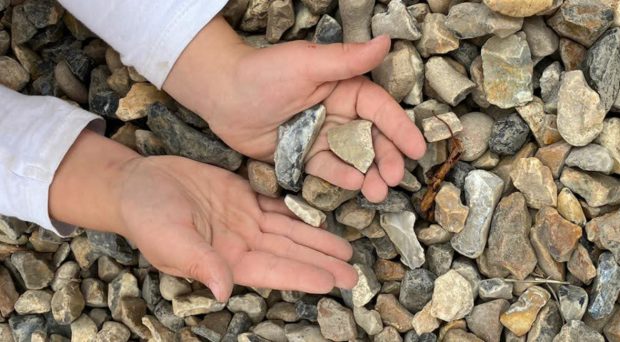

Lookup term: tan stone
[284,195,326,228]
[530,222,566,281]
[415,13,459,58]
[559,38,587,71]
[111,123,138,151]
[107,67,131,97]
[438,320,467,341]
[434,182,469,233]
[510,157,557,209]
[430,270,474,321]
[301,175,357,211]
[560,167,620,207]
[534,207,582,263]
[492,143,538,193]
[596,118,620,174]
[604,308,620,342]
[116,83,173,121]
[500,286,550,337]
[585,209,620,262]
[535,141,572,179]
[398,169,422,192]
[568,244,597,284]
[248,160,281,198]
[516,98,562,146]
[0,265,18,317]
[328,120,375,173]
[335,199,375,230]
[557,188,586,226]
[416,224,453,245]
[444,329,484,342]
[472,150,500,170]
[483,0,553,17]
[422,113,463,143]
[412,302,440,335]
[375,294,414,333]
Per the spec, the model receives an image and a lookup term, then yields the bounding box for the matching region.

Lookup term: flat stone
[252,321,286,342]
[557,188,586,226]
[597,118,620,174]
[108,272,140,320]
[284,323,327,342]
[312,14,343,44]
[489,113,530,156]
[371,45,415,102]
[0,56,30,91]
[566,144,614,174]
[379,211,425,269]
[302,175,356,211]
[479,279,513,300]
[425,57,475,106]
[328,120,374,174]
[560,167,620,207]
[266,0,295,43]
[456,112,495,162]
[227,293,267,324]
[116,83,172,121]
[431,270,474,321]
[412,302,440,335]
[9,315,46,342]
[71,314,97,342]
[336,198,375,229]
[558,285,588,322]
[583,27,620,112]
[284,195,326,227]
[483,0,553,17]
[51,282,85,325]
[523,16,559,58]
[148,103,243,170]
[446,3,522,39]
[375,294,414,333]
[482,33,533,109]
[358,190,412,213]
[172,289,226,317]
[353,306,383,335]
[317,298,356,341]
[553,320,605,342]
[567,244,597,284]
[548,0,613,47]
[435,182,468,234]
[86,231,135,266]
[588,252,620,320]
[371,0,420,40]
[415,13,459,58]
[511,158,557,209]
[528,301,563,342]
[422,113,463,143]
[500,286,550,337]
[0,265,18,318]
[466,299,510,342]
[11,251,54,290]
[81,278,107,308]
[247,160,281,198]
[351,263,380,307]
[451,170,504,259]
[535,141,572,179]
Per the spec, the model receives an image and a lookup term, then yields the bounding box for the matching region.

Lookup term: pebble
[312,15,343,44]
[583,27,620,112]
[587,209,620,263]
[116,83,172,121]
[399,169,422,192]
[535,141,572,179]
[302,175,356,211]
[11,251,54,290]
[528,301,563,342]
[0,56,30,91]
[540,63,562,114]
[426,243,454,276]
[117,297,150,339]
[11,5,37,45]
[376,326,404,342]
[339,0,373,42]
[597,118,620,174]
[317,298,356,341]
[328,120,375,174]
[567,244,597,285]
[153,300,184,332]
[0,265,18,318]
[421,113,463,143]
[488,113,530,156]
[412,302,440,335]
[358,190,412,213]
[81,278,107,308]
[147,103,243,171]
[51,261,80,293]
[451,170,504,259]
[536,207,583,263]
[558,285,589,322]
[483,0,553,17]
[500,286,551,337]
[106,67,130,97]
[371,0,420,40]
[336,198,375,229]
[415,13,459,58]
[479,279,513,300]
[523,16,559,58]
[108,272,140,320]
[353,306,383,335]
[434,182,468,234]
[560,167,620,207]
[284,323,327,342]
[373,259,404,283]
[228,293,267,324]
[530,218,566,281]
[172,289,226,317]
[430,270,474,321]
[588,252,620,320]
[549,0,613,47]
[466,299,509,342]
[379,211,425,269]
[252,321,286,342]
[604,309,620,342]
[457,112,495,162]
[247,160,281,198]
[135,129,167,156]
[85,231,135,266]
[425,57,475,106]
[416,224,453,246]
[565,144,614,174]
[510,157,558,209]
[71,314,97,342]
[9,315,46,342]
[470,57,491,109]
[375,294,414,333]
[241,0,270,32]
[266,0,295,43]
[557,188,587,226]
[141,273,161,311]
[352,263,380,307]
[553,320,605,342]
[446,3,522,39]
[97,256,123,283]
[371,45,415,103]
[472,150,501,170]
[51,282,85,324]
[284,195,326,227]
[142,315,174,341]
[266,302,297,322]
[14,290,51,315]
[55,60,88,103]
[481,33,533,109]
[0,31,8,55]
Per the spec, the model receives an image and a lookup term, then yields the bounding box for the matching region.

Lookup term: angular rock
[435,182,468,233]
[489,113,530,156]
[587,209,620,263]
[416,224,453,246]
[227,293,267,323]
[565,144,614,174]
[51,282,85,325]
[266,0,295,43]
[317,298,356,341]
[135,129,167,156]
[0,265,19,318]
[241,0,270,32]
[108,272,140,320]
[511,158,557,209]
[266,302,298,322]
[71,314,97,342]
[568,244,597,284]
[500,286,550,337]
[11,5,37,45]
[422,113,463,143]
[446,3,522,39]
[470,56,491,109]
[425,57,475,106]
[353,306,383,336]
[14,290,51,315]
[116,83,172,121]
[312,14,343,44]
[96,321,131,342]
[412,302,440,335]
[523,16,559,58]
[283,2,320,40]
[379,211,425,269]
[457,112,495,162]
[431,270,474,321]
[248,160,281,198]
[479,279,513,300]
[11,251,54,290]
[336,198,375,229]
[597,118,620,174]
[153,300,184,332]
[172,290,226,317]
[535,207,583,263]
[588,252,620,320]
[81,278,107,308]
[284,323,327,342]
[398,269,435,313]
[328,120,374,173]
[528,301,562,342]
[540,63,562,114]
[482,34,534,109]
[0,56,30,91]
[466,299,509,342]
[85,231,135,265]
[371,0,420,40]
[9,315,46,342]
[559,38,587,72]
[548,0,613,47]
[557,188,586,226]
[530,219,566,281]
[352,263,380,307]
[560,167,620,207]
[558,285,588,322]
[415,13,459,58]
[535,141,572,179]
[604,308,620,342]
[375,326,404,342]
[142,315,174,342]
[375,294,414,333]
[483,0,554,17]
[451,170,504,259]
[426,243,454,276]
[55,60,88,104]
[402,41,425,106]
[371,45,415,103]
[399,169,422,192]
[117,297,150,339]
[252,321,286,342]
[147,103,243,171]
[302,175,356,211]
[553,320,605,342]
[339,0,373,43]
[284,195,326,227]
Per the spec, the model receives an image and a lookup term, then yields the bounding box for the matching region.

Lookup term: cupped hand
[164,17,426,202]
[117,155,357,302]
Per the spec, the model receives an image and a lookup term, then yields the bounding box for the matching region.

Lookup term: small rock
[553,320,605,342]
[403,41,425,106]
[412,302,440,335]
[416,224,453,246]
[252,321,286,342]
[266,302,298,322]
[399,169,422,192]
[371,0,420,40]
[558,38,586,72]
[0,56,30,91]
[55,60,88,104]
[9,315,46,342]
[336,198,376,229]
[117,297,150,339]
[451,170,504,259]
[371,45,415,103]
[604,309,620,342]
[466,299,510,342]
[483,0,554,17]
[446,3,522,39]
[328,120,374,174]
[11,251,54,290]
[557,188,587,226]
[523,16,559,58]
[0,265,19,318]
[482,33,533,109]
[528,301,563,342]
[434,182,468,233]
[153,300,184,332]
[375,294,414,333]
[0,31,9,55]
[358,190,412,213]
[241,0,270,31]
[587,209,620,263]
[375,326,404,342]
[284,323,327,342]
[500,286,550,337]
[534,207,583,263]
[568,244,597,284]
[227,293,267,323]
[540,64,562,114]
[583,27,620,112]
[488,113,530,156]
[472,150,501,170]
[548,0,613,47]
[302,175,356,211]
[565,144,614,174]
[141,272,161,310]
[456,112,495,162]
[560,167,620,207]
[425,57,475,106]
[479,279,513,300]
[97,256,123,283]
[11,5,37,45]
[373,259,405,282]
[107,67,131,97]
[530,218,566,281]
[80,278,107,308]
[51,282,85,325]
[426,243,454,276]
[352,264,380,307]
[247,160,281,198]
[422,113,463,143]
[317,298,356,341]
[415,13,459,57]
[283,2,320,40]
[135,130,167,156]
[470,56,491,109]
[380,211,425,269]
[85,231,135,265]
[51,261,80,292]
[588,252,620,320]
[353,306,383,335]
[535,141,572,179]
[14,290,51,315]
[399,268,435,313]
[558,285,588,322]
[510,158,557,209]
[284,195,326,227]
[142,315,174,342]
[430,270,474,321]
[312,14,343,44]
[108,272,140,320]
[71,314,97,342]
[443,329,483,342]
[339,0,373,42]
[266,0,295,43]
[116,83,172,121]
[172,290,226,317]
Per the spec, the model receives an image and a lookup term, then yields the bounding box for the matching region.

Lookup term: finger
[260,212,353,261]
[277,35,391,82]
[257,196,297,219]
[233,251,336,293]
[362,164,388,203]
[305,150,364,190]
[373,129,405,187]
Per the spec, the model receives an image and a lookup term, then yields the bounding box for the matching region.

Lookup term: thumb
[284,35,391,82]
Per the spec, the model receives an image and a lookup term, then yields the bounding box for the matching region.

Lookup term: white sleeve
[0,85,105,236]
[58,0,229,88]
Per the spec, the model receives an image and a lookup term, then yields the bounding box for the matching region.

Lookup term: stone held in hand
[587,252,620,320]
[328,120,375,174]
[284,194,326,228]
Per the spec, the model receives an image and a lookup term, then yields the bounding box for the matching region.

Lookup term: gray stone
[451,170,504,259]
[266,0,294,43]
[51,282,85,325]
[336,198,375,229]
[241,0,270,32]
[399,269,435,312]
[446,3,522,39]
[425,56,475,106]
[596,118,620,174]
[453,257,482,299]
[372,0,420,40]
[553,320,605,342]
[266,302,298,322]
[558,285,588,322]
[457,112,495,162]
[565,144,615,174]
[141,273,161,311]
[488,113,530,156]
[302,175,357,211]
[117,297,150,339]
[339,0,374,43]
[312,14,343,44]
[0,57,30,91]
[86,231,135,265]
[295,300,318,322]
[482,34,534,109]
[380,211,425,269]
[9,315,46,342]
[252,321,286,342]
[172,290,226,317]
[426,243,454,276]
[372,45,415,102]
[142,315,174,341]
[285,323,327,342]
[283,2,320,40]
[548,0,613,47]
[353,306,383,335]
[147,103,243,171]
[588,252,620,320]
[450,42,479,70]
[421,112,463,143]
[527,301,562,342]
[430,270,474,321]
[403,41,425,106]
[540,63,562,114]
[11,251,54,290]
[523,16,559,58]
[154,300,185,332]
[479,279,513,300]
[447,161,475,190]
[227,293,267,323]
[317,298,356,341]
[352,263,380,307]
[415,13,459,58]
[71,314,97,342]
[108,272,140,320]
[560,167,620,207]
[375,326,403,342]
[466,299,510,342]
[284,195,326,227]
[328,120,374,174]
[357,190,412,213]
[97,256,123,283]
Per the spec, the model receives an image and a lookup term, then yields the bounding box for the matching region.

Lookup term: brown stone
[373,259,405,282]
[533,207,582,263]
[510,158,557,209]
[301,175,357,211]
[559,38,587,71]
[416,224,453,245]
[0,265,18,317]
[560,167,620,207]
[247,160,281,198]
[557,188,586,226]
[444,329,484,342]
[535,141,572,179]
[530,221,566,281]
[568,244,597,284]
[466,299,510,342]
[492,143,538,193]
[411,302,440,335]
[604,308,620,342]
[434,182,469,234]
[516,98,562,146]
[585,209,620,262]
[500,286,550,337]
[375,294,414,333]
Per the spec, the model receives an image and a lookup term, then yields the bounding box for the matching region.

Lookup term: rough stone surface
[266,0,295,43]
[535,141,572,179]
[466,299,509,342]
[435,182,469,234]
[172,290,226,317]
[302,175,356,211]
[372,46,415,103]
[500,286,551,337]
[51,282,85,325]
[524,16,559,58]
[375,294,414,333]
[548,0,613,47]
[380,211,425,269]
[583,27,620,112]
[317,298,356,341]
[566,144,615,174]
[313,14,342,44]
[588,252,620,320]
[274,104,326,191]
[353,306,383,336]
[371,0,420,40]
[422,113,463,143]
[425,57,475,106]
[328,120,375,174]
[479,279,514,300]
[597,118,620,174]
[11,252,54,290]
[553,320,605,342]
[248,160,281,198]
[284,195,326,227]
[457,112,495,162]
[339,0,373,43]
[483,0,553,17]
[412,302,440,335]
[587,209,620,263]
[0,56,30,91]
[488,113,530,156]
[568,244,597,284]
[336,198,375,229]
[560,167,620,207]
[430,270,474,321]
[528,301,563,342]
[534,207,583,263]
[511,157,558,209]
[358,190,413,213]
[446,3,522,39]
[399,269,435,313]
[415,13,459,58]
[352,263,380,307]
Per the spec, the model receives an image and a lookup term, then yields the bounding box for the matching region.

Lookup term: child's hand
[164,17,426,202]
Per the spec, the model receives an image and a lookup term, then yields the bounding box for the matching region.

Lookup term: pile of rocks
[1,0,620,341]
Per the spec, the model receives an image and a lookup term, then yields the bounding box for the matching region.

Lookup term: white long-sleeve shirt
[0,0,227,235]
